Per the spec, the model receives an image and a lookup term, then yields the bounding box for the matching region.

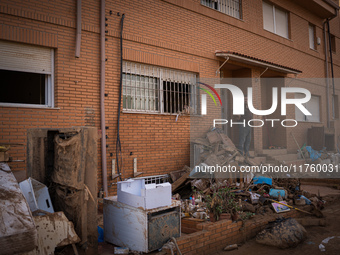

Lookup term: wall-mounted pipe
[323,20,330,128]
[75,0,81,58]
[323,9,338,127]
[100,0,108,196]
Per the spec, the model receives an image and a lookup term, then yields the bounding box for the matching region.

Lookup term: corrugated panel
[0,40,52,74]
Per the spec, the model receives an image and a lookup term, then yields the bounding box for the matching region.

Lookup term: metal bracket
[215,57,229,76]
[259,67,268,77]
[111,159,119,179]
[133,157,142,177]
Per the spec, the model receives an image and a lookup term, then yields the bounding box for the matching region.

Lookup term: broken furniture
[26,127,98,253]
[103,196,181,253]
[0,163,38,255]
[25,212,80,255]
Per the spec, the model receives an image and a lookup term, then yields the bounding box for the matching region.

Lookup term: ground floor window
[0,70,48,105]
[0,40,54,107]
[295,93,320,122]
[122,61,198,114]
[333,94,339,119]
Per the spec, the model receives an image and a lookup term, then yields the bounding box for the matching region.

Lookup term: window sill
[263,29,291,41]
[296,120,321,124]
[0,103,60,110]
[122,110,198,117]
[200,4,243,21]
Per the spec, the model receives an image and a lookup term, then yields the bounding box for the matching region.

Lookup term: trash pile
[171,172,325,225]
[302,145,340,165]
[191,128,258,178]
[0,163,80,255]
[169,129,327,227]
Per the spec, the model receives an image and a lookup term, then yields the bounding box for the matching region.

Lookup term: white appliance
[103,196,181,253]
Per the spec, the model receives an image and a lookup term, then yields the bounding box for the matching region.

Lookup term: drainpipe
[100,0,108,196]
[75,0,81,58]
[323,10,338,128]
[323,21,330,128]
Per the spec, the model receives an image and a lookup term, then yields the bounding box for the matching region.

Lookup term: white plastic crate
[117,179,171,210]
[19,177,54,213]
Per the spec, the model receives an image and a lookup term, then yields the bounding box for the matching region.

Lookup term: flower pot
[209,212,216,222]
[231,212,239,221]
[220,213,231,220]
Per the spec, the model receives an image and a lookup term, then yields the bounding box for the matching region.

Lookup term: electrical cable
[116,13,125,181]
[171,237,182,255]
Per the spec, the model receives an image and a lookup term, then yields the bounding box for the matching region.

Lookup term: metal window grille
[133,174,170,184]
[123,61,198,114]
[201,0,242,19]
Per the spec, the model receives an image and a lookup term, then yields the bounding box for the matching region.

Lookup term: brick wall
[0,0,339,195]
[168,210,302,255]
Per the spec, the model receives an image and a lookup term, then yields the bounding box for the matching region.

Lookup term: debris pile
[256,218,307,248]
[169,129,327,229]
[192,128,258,179]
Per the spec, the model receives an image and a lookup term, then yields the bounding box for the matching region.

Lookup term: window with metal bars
[122,61,198,114]
[201,0,242,19]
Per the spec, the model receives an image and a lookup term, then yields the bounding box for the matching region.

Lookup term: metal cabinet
[103,196,181,253]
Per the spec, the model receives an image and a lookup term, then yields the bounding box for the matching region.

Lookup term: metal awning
[215,51,302,75]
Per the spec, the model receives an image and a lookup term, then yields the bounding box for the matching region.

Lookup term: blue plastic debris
[269,189,286,198]
[98,226,104,243]
[253,176,272,185]
[299,195,312,205]
[305,146,321,161]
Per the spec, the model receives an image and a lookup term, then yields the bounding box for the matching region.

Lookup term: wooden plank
[172,171,190,192]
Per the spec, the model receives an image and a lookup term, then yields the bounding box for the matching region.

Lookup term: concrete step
[252,157,267,165]
[272,153,298,162]
[261,149,287,156]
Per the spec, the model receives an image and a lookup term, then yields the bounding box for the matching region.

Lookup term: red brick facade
[0,0,339,195]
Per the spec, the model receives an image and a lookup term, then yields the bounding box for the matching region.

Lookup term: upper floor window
[201,0,242,19]
[295,93,320,122]
[0,40,54,108]
[263,1,289,38]
[309,24,316,50]
[122,61,198,115]
[330,34,336,53]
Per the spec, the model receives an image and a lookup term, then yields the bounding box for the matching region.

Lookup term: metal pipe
[327,20,335,96]
[75,0,81,58]
[100,0,108,196]
[323,20,330,128]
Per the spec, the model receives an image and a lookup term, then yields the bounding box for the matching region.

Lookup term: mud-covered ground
[213,186,340,255]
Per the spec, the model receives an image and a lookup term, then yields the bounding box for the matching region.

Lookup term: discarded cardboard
[0,165,38,255]
[26,211,80,255]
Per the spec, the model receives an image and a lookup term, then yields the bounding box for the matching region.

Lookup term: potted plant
[218,187,241,221]
[205,192,223,222]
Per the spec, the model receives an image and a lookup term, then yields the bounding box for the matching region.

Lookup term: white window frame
[201,0,242,19]
[263,1,289,39]
[309,24,316,50]
[295,94,320,122]
[0,48,54,109]
[122,61,198,115]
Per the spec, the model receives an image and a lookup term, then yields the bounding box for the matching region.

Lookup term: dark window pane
[0,70,46,105]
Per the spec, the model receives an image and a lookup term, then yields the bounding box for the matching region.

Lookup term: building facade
[0,0,339,195]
